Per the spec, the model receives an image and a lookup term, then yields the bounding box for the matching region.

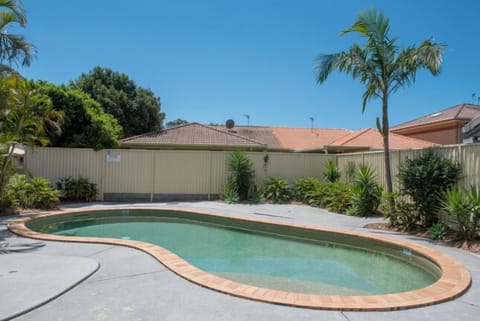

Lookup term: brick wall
[404,126,460,145]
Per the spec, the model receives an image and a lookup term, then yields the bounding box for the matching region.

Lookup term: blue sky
[18,0,480,129]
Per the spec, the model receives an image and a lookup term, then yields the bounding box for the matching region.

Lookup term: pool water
[31,212,439,295]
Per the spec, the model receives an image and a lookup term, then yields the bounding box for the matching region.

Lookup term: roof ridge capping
[330,128,370,146]
[120,122,197,142]
[202,123,267,146]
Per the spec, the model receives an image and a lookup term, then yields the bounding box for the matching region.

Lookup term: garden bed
[364,222,480,254]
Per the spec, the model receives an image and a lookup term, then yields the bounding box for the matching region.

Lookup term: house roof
[121,123,438,152]
[326,128,438,151]
[271,127,350,150]
[392,103,480,131]
[212,125,283,149]
[120,122,267,150]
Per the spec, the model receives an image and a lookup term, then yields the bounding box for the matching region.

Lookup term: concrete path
[1,202,479,321]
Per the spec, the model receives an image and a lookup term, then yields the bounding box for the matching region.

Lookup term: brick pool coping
[8,207,471,311]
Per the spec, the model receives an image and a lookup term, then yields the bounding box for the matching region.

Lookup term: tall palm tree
[0,0,35,74]
[315,8,445,200]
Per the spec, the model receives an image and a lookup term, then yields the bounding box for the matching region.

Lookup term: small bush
[307,181,352,213]
[440,186,480,243]
[248,185,264,204]
[223,190,240,204]
[398,149,461,227]
[31,177,60,209]
[323,160,340,183]
[306,182,330,208]
[428,223,447,240]
[227,151,255,200]
[381,193,420,231]
[5,174,59,209]
[349,165,382,216]
[5,175,34,208]
[324,182,352,213]
[263,177,291,203]
[56,176,97,202]
[292,177,321,202]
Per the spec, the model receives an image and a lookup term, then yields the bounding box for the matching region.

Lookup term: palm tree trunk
[382,94,394,209]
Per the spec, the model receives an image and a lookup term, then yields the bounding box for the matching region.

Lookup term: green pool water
[29,210,440,295]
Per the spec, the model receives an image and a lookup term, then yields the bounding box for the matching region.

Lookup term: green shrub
[248,185,265,204]
[324,182,353,213]
[323,160,340,183]
[5,174,59,209]
[428,223,447,240]
[263,177,291,203]
[440,186,480,243]
[398,149,461,227]
[381,192,420,231]
[349,164,382,216]
[307,181,352,213]
[292,177,322,202]
[227,151,255,200]
[5,175,34,208]
[31,177,60,209]
[56,176,97,202]
[306,182,330,208]
[223,189,240,204]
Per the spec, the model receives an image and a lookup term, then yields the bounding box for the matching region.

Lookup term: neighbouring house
[462,115,480,143]
[121,122,437,152]
[120,123,267,151]
[391,103,480,145]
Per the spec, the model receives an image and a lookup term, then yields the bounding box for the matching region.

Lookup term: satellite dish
[225,119,235,129]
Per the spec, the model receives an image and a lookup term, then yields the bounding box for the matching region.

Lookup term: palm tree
[315,8,445,201]
[0,0,35,74]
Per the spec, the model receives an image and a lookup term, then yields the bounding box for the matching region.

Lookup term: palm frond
[0,0,26,26]
[314,53,342,84]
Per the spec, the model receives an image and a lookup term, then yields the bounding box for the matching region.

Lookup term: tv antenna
[244,114,250,134]
[309,117,314,132]
[473,93,476,104]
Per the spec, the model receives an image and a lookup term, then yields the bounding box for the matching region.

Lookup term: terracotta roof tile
[271,127,351,150]
[392,103,480,131]
[328,128,439,150]
[121,123,266,149]
[212,126,283,149]
[121,123,437,152]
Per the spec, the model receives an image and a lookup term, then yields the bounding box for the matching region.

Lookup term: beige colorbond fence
[24,148,335,201]
[337,144,480,190]
[24,144,480,201]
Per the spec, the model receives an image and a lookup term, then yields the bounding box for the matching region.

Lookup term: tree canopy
[315,8,445,196]
[37,82,123,149]
[71,66,164,138]
[166,118,188,128]
[0,76,61,196]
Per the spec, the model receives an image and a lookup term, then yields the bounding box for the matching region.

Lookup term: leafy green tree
[36,82,123,149]
[315,8,445,201]
[0,0,36,74]
[166,118,189,128]
[0,76,61,198]
[71,66,165,137]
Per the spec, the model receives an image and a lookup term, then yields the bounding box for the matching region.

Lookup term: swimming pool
[9,208,471,311]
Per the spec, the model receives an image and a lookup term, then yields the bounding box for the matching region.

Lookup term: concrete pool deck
[1,202,480,321]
